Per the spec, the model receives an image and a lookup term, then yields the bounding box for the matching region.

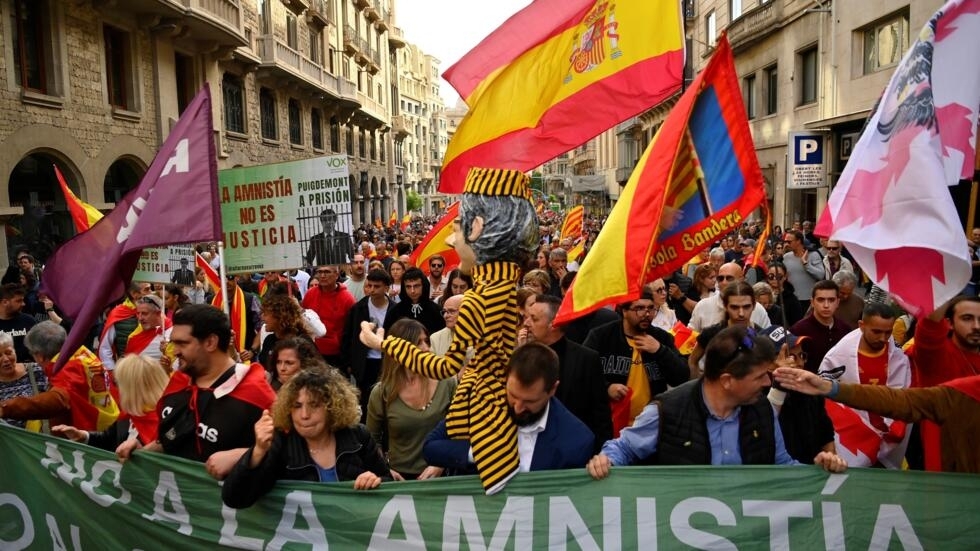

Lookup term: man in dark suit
[423,342,594,474]
[524,294,611,450]
[305,208,354,266]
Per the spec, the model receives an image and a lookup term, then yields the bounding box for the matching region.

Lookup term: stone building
[395,41,447,216]
[0,0,408,266]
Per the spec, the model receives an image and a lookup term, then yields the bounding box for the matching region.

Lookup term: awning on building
[569,174,607,192]
[803,109,871,130]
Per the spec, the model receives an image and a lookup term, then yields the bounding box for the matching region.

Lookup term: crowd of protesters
[2,205,980,510]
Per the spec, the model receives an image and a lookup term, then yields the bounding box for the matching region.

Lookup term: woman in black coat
[222,368,392,509]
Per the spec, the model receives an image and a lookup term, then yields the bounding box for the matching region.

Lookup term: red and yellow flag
[439,0,684,193]
[560,205,584,241]
[669,321,699,356]
[556,35,767,324]
[400,213,412,231]
[567,240,586,263]
[196,253,220,292]
[409,202,460,275]
[388,210,398,228]
[54,165,103,233]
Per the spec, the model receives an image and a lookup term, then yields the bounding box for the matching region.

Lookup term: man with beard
[427,255,448,301]
[583,291,688,431]
[345,254,368,301]
[587,326,847,476]
[911,296,980,471]
[119,305,275,480]
[818,303,910,469]
[423,343,593,473]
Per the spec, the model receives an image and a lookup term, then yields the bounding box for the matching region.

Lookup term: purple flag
[42,85,221,371]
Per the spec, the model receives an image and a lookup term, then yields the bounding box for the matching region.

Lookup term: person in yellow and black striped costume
[360,167,538,494]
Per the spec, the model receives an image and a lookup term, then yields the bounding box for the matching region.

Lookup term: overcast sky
[395,0,531,105]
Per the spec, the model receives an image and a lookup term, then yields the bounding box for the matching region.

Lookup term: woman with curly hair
[256,294,312,375]
[367,319,455,481]
[222,368,392,508]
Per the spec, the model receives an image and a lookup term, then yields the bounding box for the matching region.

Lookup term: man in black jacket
[582,291,689,430]
[524,295,612,450]
[341,269,395,417]
[383,267,444,335]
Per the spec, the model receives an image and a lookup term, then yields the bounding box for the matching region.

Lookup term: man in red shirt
[302,265,355,366]
[910,296,980,470]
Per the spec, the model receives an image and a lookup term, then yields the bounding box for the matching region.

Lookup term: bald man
[688,262,771,331]
[430,294,464,356]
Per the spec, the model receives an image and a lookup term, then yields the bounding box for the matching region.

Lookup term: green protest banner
[218,155,352,274]
[1,425,978,550]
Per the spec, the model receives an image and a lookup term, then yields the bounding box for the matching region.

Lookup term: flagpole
[217,241,230,315]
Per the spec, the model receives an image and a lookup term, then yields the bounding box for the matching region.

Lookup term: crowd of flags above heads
[40,0,980,366]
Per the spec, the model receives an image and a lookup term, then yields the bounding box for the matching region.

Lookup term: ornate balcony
[391,115,410,139]
[111,0,247,48]
[374,8,389,32]
[388,26,407,49]
[728,0,784,52]
[343,25,359,56]
[255,35,358,108]
[306,0,333,27]
[355,37,371,65]
[357,90,388,125]
[281,0,309,15]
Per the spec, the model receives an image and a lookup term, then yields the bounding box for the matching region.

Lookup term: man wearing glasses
[583,290,688,430]
[689,262,772,331]
[822,240,854,279]
[430,294,463,356]
[427,255,448,301]
[587,326,847,476]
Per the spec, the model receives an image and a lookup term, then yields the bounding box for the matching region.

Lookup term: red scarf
[124,319,173,356]
[100,300,137,342]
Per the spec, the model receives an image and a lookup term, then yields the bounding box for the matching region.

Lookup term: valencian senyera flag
[439,0,684,193]
[815,0,980,316]
[555,35,766,324]
[41,86,222,372]
[560,205,584,241]
[410,202,461,276]
[55,165,104,233]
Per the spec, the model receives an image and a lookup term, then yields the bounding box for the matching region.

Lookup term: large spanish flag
[409,202,460,276]
[560,205,584,241]
[555,35,767,324]
[54,165,104,233]
[440,0,684,193]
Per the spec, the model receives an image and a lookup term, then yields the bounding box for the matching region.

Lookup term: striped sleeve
[381,292,485,380]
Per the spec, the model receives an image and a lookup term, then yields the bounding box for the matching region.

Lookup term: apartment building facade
[0,0,408,265]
